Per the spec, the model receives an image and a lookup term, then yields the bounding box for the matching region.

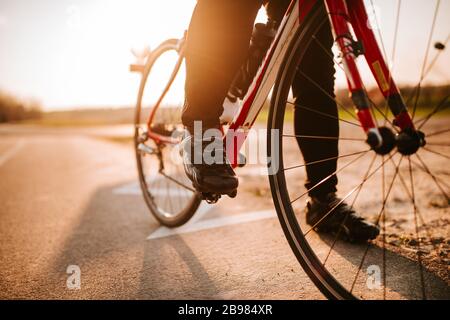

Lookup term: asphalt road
[1,125,448,300]
[0,125,323,299]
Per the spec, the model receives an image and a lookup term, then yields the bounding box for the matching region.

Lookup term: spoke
[415,95,450,130]
[368,99,399,132]
[311,33,386,129]
[167,161,176,213]
[369,0,389,62]
[425,128,450,138]
[161,157,171,212]
[284,150,369,172]
[382,155,387,300]
[322,153,378,266]
[297,69,360,122]
[290,150,371,204]
[296,17,359,121]
[414,153,449,200]
[411,0,441,120]
[422,147,450,160]
[389,157,447,267]
[151,49,184,118]
[350,156,403,293]
[405,34,449,109]
[304,153,397,236]
[410,158,450,190]
[177,164,191,207]
[176,166,186,211]
[296,16,360,123]
[408,157,427,299]
[157,175,166,210]
[286,101,361,127]
[152,171,161,204]
[166,174,174,214]
[313,18,398,132]
[175,165,183,213]
[282,134,365,141]
[147,159,161,201]
[389,156,412,199]
[368,0,402,133]
[391,0,402,68]
[312,34,345,73]
[169,160,183,214]
[423,34,449,76]
[426,143,450,147]
[159,170,196,193]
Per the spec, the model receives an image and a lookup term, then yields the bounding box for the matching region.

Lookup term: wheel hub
[367,127,427,156]
[396,129,426,155]
[368,127,396,155]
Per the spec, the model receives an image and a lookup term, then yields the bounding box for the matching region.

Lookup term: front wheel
[268,2,449,300]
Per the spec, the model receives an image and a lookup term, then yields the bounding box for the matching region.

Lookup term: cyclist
[180,0,380,242]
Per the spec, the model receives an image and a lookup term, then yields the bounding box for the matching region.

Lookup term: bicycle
[130,0,449,299]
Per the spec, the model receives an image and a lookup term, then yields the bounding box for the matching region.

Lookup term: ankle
[310,192,336,203]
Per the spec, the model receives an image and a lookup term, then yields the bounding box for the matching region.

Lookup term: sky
[0,0,449,111]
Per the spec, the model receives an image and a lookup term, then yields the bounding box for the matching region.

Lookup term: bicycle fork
[325,0,426,156]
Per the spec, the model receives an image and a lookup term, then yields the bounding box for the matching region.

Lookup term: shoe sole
[192,181,238,197]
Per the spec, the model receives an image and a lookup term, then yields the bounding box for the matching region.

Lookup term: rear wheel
[134,39,201,228]
[268,1,449,299]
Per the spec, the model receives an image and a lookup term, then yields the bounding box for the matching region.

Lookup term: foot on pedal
[180,135,239,203]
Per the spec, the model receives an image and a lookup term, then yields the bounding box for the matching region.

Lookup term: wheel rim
[135,42,200,225]
[270,1,449,299]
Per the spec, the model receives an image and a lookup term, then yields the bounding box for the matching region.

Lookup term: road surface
[1,124,448,299]
[0,125,323,299]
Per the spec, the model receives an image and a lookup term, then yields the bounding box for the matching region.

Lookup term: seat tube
[346,0,415,131]
[324,0,378,135]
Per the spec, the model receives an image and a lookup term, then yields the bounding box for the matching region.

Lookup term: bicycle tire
[134,38,202,228]
[267,2,356,299]
[268,0,450,300]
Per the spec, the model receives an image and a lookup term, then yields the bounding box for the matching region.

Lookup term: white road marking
[113,182,193,197]
[239,166,269,176]
[0,139,25,167]
[147,209,276,240]
[182,202,214,224]
[113,171,276,240]
[112,182,146,195]
[113,165,267,196]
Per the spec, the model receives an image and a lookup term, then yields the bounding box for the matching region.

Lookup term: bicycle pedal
[201,192,221,204]
[138,130,149,143]
[228,189,237,198]
[237,153,246,168]
[137,143,157,155]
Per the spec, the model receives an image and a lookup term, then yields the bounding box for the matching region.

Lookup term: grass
[13,102,448,129]
[18,107,134,127]
[95,136,133,144]
[255,104,450,124]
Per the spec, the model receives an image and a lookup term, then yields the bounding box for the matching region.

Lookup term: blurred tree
[0,91,42,123]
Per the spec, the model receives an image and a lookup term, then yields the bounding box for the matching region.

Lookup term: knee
[265,0,291,24]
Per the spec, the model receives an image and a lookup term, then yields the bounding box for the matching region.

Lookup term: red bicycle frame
[143,0,417,166]
[328,0,415,131]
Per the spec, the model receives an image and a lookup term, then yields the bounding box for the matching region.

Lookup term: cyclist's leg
[265,0,291,24]
[285,4,378,240]
[182,0,263,134]
[267,0,338,197]
[181,0,263,197]
[292,12,338,197]
[267,1,379,241]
